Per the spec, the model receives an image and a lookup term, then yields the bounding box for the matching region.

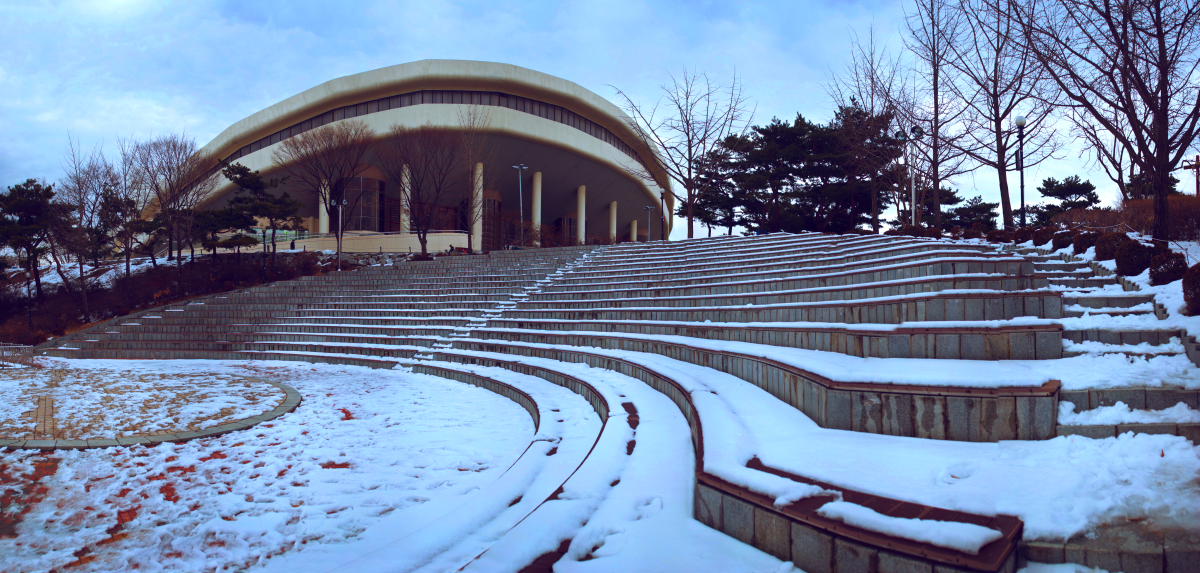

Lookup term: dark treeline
[0,144,310,344]
[686,103,999,237]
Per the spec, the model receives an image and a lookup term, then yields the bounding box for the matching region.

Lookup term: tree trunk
[994,118,1014,229]
[870,184,879,233]
[28,253,44,299]
[50,248,74,296]
[686,190,695,238]
[78,257,90,322]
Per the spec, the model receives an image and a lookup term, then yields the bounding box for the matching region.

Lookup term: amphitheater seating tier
[39,231,1198,572]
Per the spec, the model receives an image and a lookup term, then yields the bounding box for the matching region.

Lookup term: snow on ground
[0,359,535,573]
[476,328,1200,390]
[0,365,280,438]
[0,358,791,573]
[1027,237,1200,339]
[1060,401,1200,425]
[456,339,1200,542]
[1020,564,1112,573]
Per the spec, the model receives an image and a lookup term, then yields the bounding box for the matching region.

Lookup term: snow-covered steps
[1063,293,1155,309]
[489,317,1065,360]
[1047,276,1120,289]
[502,290,1065,324]
[1062,336,1185,358]
[442,334,1060,441]
[407,345,1026,572]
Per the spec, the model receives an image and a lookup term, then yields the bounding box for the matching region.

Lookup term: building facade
[197,59,673,252]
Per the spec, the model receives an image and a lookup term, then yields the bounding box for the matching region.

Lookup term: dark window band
[224,89,644,166]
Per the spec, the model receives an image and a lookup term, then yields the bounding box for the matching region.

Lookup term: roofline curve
[199,59,673,214]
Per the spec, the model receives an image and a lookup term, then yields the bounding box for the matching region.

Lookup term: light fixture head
[894,130,908,142]
[1014,115,1027,128]
[512,163,528,170]
[910,125,925,138]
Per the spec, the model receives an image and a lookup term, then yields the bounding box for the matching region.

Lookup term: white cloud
[0,0,1132,226]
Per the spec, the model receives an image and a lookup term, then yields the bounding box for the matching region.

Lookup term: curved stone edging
[0,378,302,450]
[410,346,1022,572]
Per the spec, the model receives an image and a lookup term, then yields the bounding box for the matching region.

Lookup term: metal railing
[0,343,33,357]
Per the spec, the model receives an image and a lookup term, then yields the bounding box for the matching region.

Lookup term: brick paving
[0,367,301,449]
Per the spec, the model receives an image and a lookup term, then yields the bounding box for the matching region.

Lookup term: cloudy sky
[1,0,1111,237]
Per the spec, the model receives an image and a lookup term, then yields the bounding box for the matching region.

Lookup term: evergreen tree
[0,180,70,299]
[1035,176,1100,225]
[223,162,298,265]
[1128,172,1180,200]
[945,196,999,231]
[688,147,744,235]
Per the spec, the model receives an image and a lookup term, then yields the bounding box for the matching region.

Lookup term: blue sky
[0,0,1106,236]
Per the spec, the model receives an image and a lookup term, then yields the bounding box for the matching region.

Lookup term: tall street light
[643,204,655,242]
[511,163,528,246]
[895,124,925,227]
[1014,115,1027,227]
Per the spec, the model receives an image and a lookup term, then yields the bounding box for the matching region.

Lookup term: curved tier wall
[39,232,1200,571]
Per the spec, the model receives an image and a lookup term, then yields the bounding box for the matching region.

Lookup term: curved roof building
[198,59,672,251]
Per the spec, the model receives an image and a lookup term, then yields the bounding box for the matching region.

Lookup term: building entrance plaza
[197,60,674,252]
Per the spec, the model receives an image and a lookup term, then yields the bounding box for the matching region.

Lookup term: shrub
[1115,240,1154,276]
[986,229,1012,243]
[1185,263,1200,315]
[1051,231,1075,251]
[1013,227,1035,244]
[1073,232,1099,254]
[1053,207,1122,229]
[1031,227,1056,247]
[1120,196,1200,240]
[1094,232,1131,261]
[1150,251,1189,285]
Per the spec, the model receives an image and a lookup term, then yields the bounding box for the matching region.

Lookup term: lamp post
[643,204,654,242]
[1014,115,1027,227]
[895,130,910,225]
[895,125,925,227]
[511,163,528,246]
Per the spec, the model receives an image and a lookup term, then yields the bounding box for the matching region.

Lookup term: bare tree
[830,27,908,231]
[830,27,907,117]
[130,134,219,265]
[943,0,1061,229]
[1072,106,1137,201]
[106,138,153,277]
[1020,0,1200,240]
[377,125,468,257]
[457,106,495,251]
[903,0,975,229]
[615,70,751,238]
[272,120,373,269]
[57,138,118,320]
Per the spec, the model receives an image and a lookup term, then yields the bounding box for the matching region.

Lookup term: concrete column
[630,218,638,242]
[531,171,543,247]
[608,200,618,242]
[399,164,411,234]
[318,189,330,234]
[471,162,484,252]
[576,185,587,245]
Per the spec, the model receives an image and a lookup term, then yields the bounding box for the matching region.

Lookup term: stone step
[1048,277,1119,288]
[1063,307,1154,318]
[1062,294,1155,308]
